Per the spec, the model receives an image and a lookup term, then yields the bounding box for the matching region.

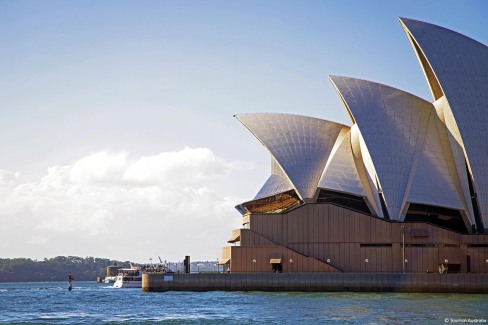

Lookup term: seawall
[142,273,488,293]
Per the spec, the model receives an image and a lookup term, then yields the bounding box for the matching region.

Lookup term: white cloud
[0,170,22,187]
[70,151,129,184]
[0,147,251,262]
[123,147,241,186]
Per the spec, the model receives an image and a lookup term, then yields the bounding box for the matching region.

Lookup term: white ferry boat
[113,263,167,288]
[113,267,142,288]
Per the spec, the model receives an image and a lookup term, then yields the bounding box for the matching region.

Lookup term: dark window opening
[360,243,392,247]
[404,243,460,248]
[442,264,461,274]
[272,263,282,273]
[317,189,371,215]
[467,244,488,247]
[405,203,468,234]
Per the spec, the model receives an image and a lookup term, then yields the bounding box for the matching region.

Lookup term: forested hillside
[0,256,130,282]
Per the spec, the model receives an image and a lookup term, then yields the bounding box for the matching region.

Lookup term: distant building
[219,18,488,274]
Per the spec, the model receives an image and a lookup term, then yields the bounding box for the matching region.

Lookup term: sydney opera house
[219,18,488,275]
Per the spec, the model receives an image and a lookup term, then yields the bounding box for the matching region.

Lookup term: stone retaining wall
[142,273,488,293]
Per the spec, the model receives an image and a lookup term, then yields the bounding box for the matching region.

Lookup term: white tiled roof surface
[330,76,433,220]
[408,109,469,214]
[401,17,488,227]
[235,113,345,199]
[254,173,293,200]
[319,127,365,196]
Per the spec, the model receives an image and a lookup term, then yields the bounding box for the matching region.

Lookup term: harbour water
[0,281,487,324]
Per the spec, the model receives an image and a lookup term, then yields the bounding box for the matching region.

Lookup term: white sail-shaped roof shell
[235,113,345,200]
[407,109,472,223]
[400,17,488,229]
[329,76,468,221]
[319,127,364,196]
[318,127,380,216]
[254,158,294,200]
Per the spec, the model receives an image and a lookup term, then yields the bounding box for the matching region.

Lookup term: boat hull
[113,281,141,288]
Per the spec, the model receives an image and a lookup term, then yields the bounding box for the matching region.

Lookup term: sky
[0,0,487,263]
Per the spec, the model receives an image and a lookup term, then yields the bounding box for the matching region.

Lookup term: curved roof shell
[329,76,466,220]
[407,107,472,219]
[235,113,345,199]
[254,173,293,200]
[400,18,488,228]
[317,127,380,216]
[318,127,365,197]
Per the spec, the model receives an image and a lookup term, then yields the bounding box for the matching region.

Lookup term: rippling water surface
[0,281,487,324]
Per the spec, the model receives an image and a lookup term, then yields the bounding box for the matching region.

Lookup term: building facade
[219,18,488,274]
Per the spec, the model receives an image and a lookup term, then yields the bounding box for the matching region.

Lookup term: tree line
[0,256,130,282]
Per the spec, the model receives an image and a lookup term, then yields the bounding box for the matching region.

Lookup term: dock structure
[142,273,488,293]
